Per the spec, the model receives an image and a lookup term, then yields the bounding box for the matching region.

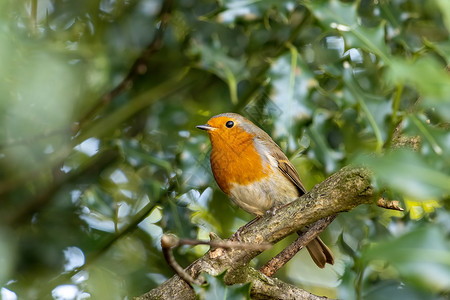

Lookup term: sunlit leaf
[404,198,441,220]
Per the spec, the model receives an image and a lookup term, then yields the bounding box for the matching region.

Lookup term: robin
[197,112,334,268]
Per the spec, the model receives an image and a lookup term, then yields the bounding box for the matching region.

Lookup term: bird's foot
[231,216,262,242]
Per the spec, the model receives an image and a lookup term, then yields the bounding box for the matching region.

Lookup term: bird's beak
[196,124,214,131]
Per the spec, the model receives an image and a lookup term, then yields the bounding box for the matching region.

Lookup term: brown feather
[271,145,335,268]
[306,237,335,268]
[270,149,307,195]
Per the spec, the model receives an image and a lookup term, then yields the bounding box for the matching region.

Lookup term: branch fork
[137,166,404,300]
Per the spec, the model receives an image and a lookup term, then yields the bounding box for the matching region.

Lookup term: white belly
[228,173,299,216]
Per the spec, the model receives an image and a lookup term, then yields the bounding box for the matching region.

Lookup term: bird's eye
[225,120,234,128]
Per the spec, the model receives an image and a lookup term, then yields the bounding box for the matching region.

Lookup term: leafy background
[0,0,449,299]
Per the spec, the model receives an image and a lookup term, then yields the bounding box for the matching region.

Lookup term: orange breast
[209,129,271,195]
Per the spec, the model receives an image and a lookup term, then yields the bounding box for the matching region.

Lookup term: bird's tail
[305,237,334,268]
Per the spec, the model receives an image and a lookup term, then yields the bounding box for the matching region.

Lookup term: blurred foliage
[193,272,250,300]
[0,0,449,299]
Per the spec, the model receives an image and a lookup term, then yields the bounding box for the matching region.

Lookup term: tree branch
[377,197,404,211]
[160,233,272,286]
[260,215,337,277]
[247,267,332,300]
[136,166,375,300]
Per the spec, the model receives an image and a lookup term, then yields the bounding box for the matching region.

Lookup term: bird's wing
[271,148,307,195]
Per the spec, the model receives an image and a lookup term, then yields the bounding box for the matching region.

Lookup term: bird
[196,112,334,268]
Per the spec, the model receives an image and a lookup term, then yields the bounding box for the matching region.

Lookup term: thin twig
[180,238,272,251]
[161,234,272,286]
[377,197,404,211]
[260,215,337,277]
[161,235,205,286]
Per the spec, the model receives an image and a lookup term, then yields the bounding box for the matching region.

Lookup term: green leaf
[189,39,249,105]
[342,65,391,152]
[306,0,390,63]
[337,266,358,300]
[436,0,450,33]
[363,280,437,300]
[362,225,450,292]
[307,111,344,173]
[353,149,450,200]
[424,39,450,65]
[0,231,15,286]
[338,232,357,258]
[387,57,450,100]
[193,272,250,300]
[407,115,444,156]
[268,49,317,150]
[386,56,450,121]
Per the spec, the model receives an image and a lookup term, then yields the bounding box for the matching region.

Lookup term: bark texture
[136,166,375,300]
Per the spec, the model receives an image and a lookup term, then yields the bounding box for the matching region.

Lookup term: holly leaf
[306,0,390,63]
[342,65,392,150]
[189,38,249,104]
